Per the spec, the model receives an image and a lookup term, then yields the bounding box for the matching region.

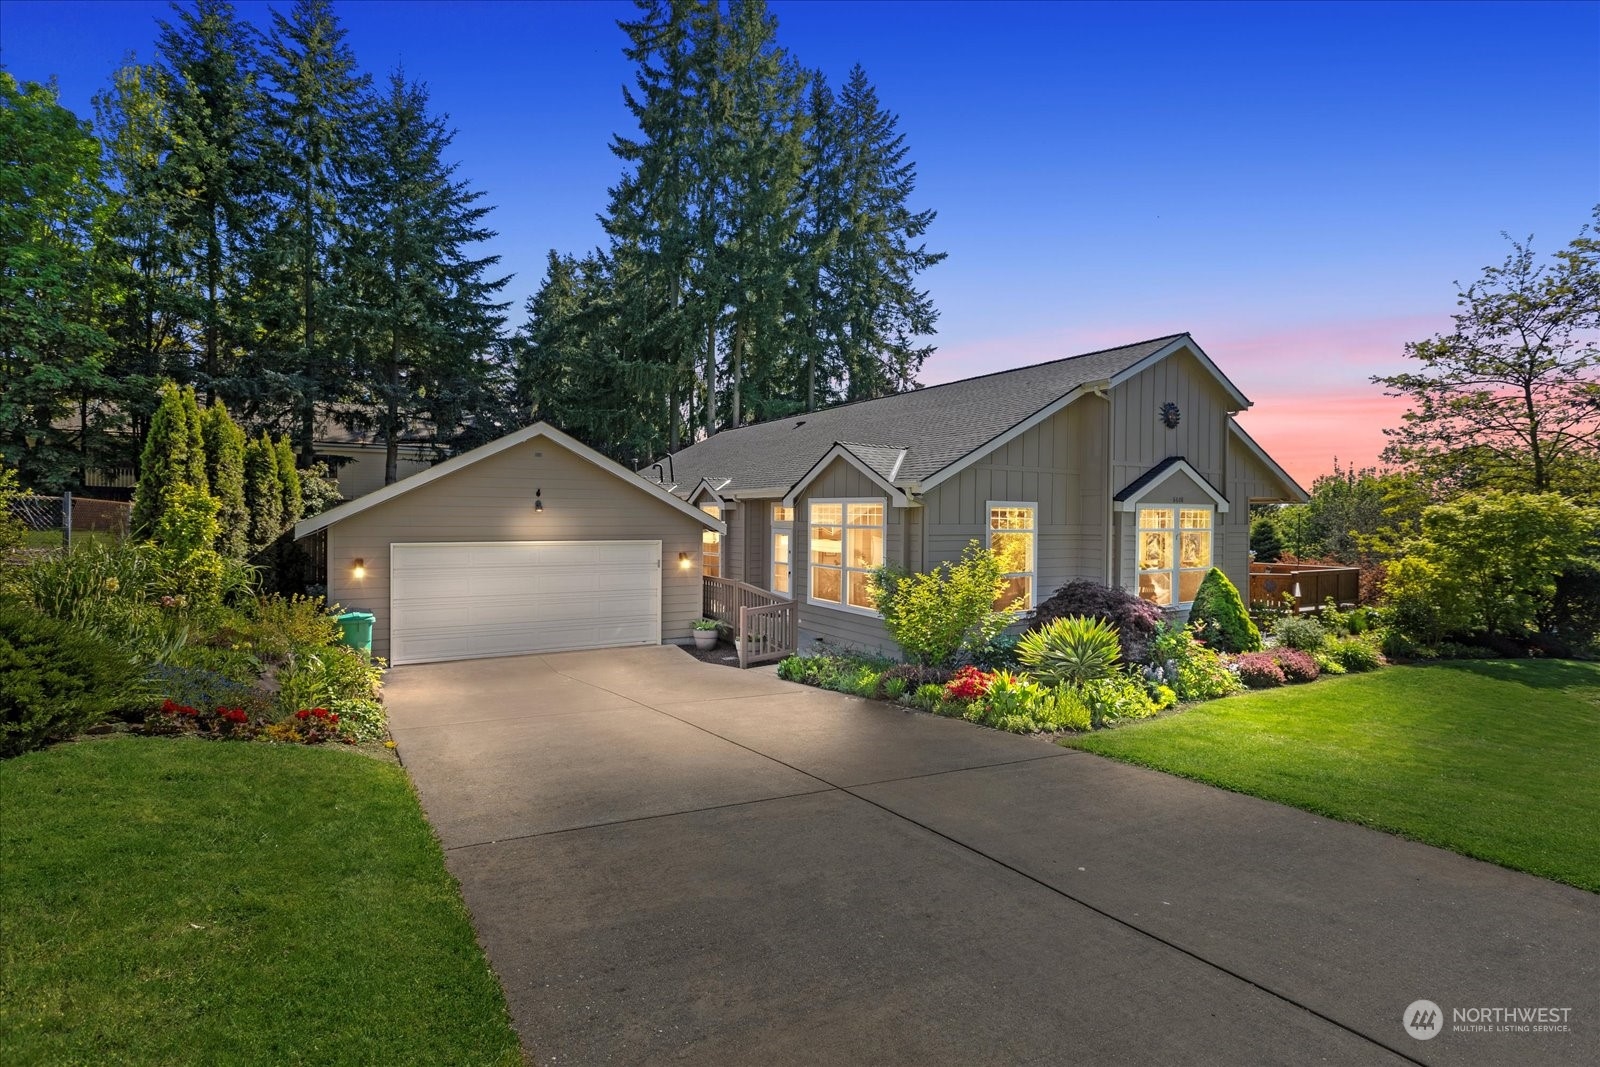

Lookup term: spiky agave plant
[1017,615,1123,687]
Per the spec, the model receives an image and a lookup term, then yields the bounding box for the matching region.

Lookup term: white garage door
[390,541,661,665]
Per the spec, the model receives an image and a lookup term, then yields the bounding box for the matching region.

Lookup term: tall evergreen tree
[825,65,945,400]
[337,71,509,485]
[154,0,267,396]
[200,399,248,558]
[92,62,186,464]
[258,0,371,459]
[243,431,282,553]
[179,383,209,493]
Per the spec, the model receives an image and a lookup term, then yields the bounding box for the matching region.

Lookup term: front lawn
[1064,660,1600,892]
[0,737,521,1064]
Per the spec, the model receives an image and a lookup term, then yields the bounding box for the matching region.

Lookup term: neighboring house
[650,332,1306,654]
[312,423,435,501]
[295,332,1303,667]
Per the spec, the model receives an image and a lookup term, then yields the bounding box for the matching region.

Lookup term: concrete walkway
[386,646,1599,1066]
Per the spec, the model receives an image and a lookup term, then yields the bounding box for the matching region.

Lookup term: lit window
[1137,505,1212,606]
[771,504,793,595]
[988,503,1036,611]
[701,502,721,578]
[809,499,885,612]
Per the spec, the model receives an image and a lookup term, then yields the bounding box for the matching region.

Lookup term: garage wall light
[678,552,691,570]
[352,558,366,579]
[535,488,543,513]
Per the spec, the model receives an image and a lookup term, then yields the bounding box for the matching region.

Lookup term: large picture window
[700,502,721,578]
[809,499,885,613]
[987,502,1036,611]
[1137,506,1212,606]
[771,504,793,595]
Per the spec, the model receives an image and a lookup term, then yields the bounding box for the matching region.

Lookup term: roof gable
[1113,456,1230,512]
[295,422,725,539]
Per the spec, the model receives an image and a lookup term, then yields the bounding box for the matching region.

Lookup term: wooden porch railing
[1248,562,1360,611]
[703,575,798,668]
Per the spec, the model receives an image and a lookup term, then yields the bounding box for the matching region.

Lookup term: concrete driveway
[387,647,1598,1066]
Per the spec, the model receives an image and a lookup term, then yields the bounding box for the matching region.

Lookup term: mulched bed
[678,640,744,669]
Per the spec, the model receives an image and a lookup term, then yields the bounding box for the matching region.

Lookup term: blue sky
[4,0,1596,480]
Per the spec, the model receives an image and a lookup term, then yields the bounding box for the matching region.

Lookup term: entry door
[390,541,661,665]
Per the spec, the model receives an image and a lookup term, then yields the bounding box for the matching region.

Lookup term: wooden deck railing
[1248,562,1360,611]
[702,575,798,668]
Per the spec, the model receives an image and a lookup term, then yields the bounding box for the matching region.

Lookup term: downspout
[1095,386,1114,587]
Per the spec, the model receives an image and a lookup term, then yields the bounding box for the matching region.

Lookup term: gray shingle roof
[649,334,1186,495]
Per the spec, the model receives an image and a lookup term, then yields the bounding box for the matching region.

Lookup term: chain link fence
[8,493,132,551]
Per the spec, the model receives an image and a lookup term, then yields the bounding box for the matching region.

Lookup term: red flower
[944,665,993,701]
[328,713,339,724]
[296,709,310,720]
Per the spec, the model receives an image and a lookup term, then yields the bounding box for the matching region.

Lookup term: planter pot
[693,629,718,651]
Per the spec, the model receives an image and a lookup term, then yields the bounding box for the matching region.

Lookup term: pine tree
[258,0,371,459]
[92,63,186,470]
[1250,515,1284,563]
[243,431,283,553]
[154,0,267,395]
[825,65,945,400]
[337,71,508,486]
[274,434,303,525]
[132,383,195,539]
[200,399,249,558]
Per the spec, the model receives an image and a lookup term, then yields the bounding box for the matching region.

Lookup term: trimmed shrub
[1330,636,1384,673]
[1017,615,1122,687]
[201,399,249,559]
[1144,621,1242,701]
[1232,652,1286,688]
[1272,615,1328,651]
[275,435,304,526]
[870,542,1011,667]
[1274,648,1321,683]
[0,608,148,756]
[1029,580,1164,662]
[1188,568,1262,652]
[244,433,284,555]
[969,631,1021,671]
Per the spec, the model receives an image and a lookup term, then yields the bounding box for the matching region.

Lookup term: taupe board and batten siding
[918,395,1110,601]
[325,437,706,661]
[1221,432,1301,590]
[1111,347,1232,492]
[792,456,904,652]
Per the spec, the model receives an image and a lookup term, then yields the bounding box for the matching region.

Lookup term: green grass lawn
[1064,660,1600,892]
[0,736,522,1064]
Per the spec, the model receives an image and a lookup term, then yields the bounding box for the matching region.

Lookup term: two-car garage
[389,541,662,666]
[295,423,721,666]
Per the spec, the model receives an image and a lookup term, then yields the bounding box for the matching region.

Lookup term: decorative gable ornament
[1159,401,1181,429]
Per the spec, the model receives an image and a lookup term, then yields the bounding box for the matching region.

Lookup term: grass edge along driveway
[0,736,522,1065]
[1064,660,1600,893]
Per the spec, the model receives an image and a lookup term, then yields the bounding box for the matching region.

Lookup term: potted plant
[692,618,720,650]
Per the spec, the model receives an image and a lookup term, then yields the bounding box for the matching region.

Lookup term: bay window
[809,499,885,613]
[1137,505,1212,607]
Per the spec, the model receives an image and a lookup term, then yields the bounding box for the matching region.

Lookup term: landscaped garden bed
[0,735,521,1063]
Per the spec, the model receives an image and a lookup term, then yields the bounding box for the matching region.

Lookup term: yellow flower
[383,740,397,749]
[104,577,120,592]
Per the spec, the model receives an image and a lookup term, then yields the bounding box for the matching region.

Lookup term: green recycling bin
[335,611,375,655]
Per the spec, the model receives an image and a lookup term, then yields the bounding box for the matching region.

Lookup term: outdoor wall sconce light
[534,488,544,513]
[678,552,692,569]
[352,558,366,579]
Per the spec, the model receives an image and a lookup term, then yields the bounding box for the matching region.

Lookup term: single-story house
[649,332,1306,653]
[296,332,1305,665]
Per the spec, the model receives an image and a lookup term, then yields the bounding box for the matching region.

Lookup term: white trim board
[295,422,725,539]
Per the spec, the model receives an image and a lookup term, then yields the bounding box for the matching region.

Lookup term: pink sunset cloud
[924,314,1446,487]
